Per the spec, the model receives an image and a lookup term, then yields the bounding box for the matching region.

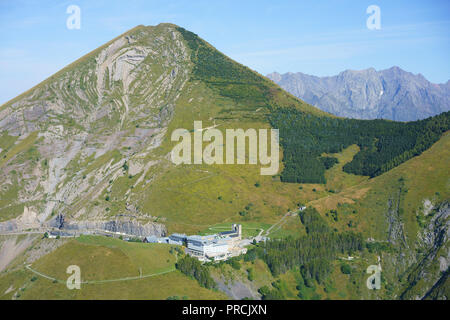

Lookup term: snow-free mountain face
[0,24,192,235]
[0,23,320,236]
[0,24,449,300]
[267,67,450,121]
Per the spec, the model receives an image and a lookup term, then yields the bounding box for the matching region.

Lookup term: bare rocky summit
[267,67,450,121]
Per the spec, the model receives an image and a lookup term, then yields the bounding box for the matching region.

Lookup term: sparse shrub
[228,258,241,270]
[244,248,258,262]
[247,268,255,281]
[258,285,285,300]
[340,263,351,275]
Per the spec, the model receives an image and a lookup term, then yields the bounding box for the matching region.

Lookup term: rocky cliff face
[0,24,190,232]
[381,198,450,300]
[267,67,450,121]
[47,214,166,237]
[400,201,450,299]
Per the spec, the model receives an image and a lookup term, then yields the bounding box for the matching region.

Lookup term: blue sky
[0,0,449,104]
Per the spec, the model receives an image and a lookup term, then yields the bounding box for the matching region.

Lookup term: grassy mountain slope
[0,23,448,300]
[0,23,326,232]
[0,235,226,299]
[272,131,449,299]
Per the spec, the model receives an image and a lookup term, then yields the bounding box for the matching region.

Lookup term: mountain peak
[0,23,329,236]
[266,71,282,82]
[341,67,377,74]
[267,67,450,121]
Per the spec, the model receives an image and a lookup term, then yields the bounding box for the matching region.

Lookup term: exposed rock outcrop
[0,206,40,233]
[268,67,450,121]
[0,23,190,229]
[399,201,450,299]
[47,214,167,238]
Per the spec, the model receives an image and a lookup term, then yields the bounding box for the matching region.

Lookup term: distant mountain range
[267,67,450,121]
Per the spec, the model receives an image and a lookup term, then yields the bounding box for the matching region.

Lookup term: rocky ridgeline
[268,67,450,121]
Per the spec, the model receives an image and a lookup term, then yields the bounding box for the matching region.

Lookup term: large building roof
[220,230,235,235]
[187,234,233,246]
[170,233,187,238]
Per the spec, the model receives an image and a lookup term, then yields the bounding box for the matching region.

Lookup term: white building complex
[144,224,247,262]
[185,224,247,262]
